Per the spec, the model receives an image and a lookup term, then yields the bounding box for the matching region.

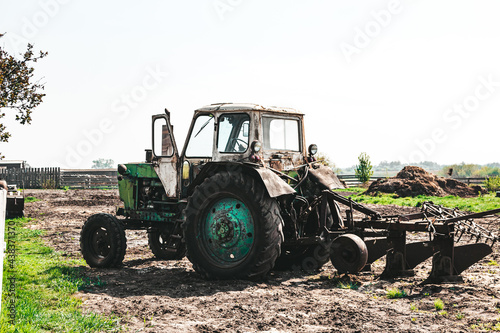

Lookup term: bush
[483,176,500,192]
[355,152,374,184]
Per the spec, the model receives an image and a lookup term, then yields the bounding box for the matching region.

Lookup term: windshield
[262,116,300,151]
[185,114,214,157]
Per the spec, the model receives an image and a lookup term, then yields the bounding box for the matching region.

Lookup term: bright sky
[1,0,499,169]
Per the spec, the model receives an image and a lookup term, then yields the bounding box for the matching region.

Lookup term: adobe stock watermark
[213,0,244,21]
[399,74,499,164]
[4,0,72,54]
[62,65,168,168]
[339,0,403,64]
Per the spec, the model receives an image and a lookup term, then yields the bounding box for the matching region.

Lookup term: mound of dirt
[366,166,483,198]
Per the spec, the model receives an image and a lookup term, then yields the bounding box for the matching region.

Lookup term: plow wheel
[184,171,283,280]
[80,213,127,268]
[330,234,368,274]
[148,228,186,260]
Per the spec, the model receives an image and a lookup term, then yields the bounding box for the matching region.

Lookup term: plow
[305,188,500,282]
[79,103,500,283]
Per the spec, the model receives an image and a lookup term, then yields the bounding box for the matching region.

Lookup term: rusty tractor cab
[80,103,500,282]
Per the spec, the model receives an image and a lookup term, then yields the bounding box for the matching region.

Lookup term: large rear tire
[184,171,283,280]
[80,213,127,268]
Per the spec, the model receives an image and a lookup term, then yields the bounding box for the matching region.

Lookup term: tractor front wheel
[148,228,186,260]
[80,213,127,268]
[184,171,283,280]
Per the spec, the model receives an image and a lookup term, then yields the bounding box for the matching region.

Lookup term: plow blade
[365,240,435,269]
[365,238,390,264]
[405,242,435,269]
[453,243,492,274]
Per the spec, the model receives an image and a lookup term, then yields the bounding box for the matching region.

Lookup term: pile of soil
[366,166,483,198]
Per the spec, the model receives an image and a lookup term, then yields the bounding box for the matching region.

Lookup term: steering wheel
[231,138,248,152]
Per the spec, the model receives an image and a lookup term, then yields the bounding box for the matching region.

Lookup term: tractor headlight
[118,164,128,175]
[251,141,262,153]
[308,144,318,156]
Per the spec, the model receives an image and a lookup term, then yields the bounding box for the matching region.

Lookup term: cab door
[152,112,180,198]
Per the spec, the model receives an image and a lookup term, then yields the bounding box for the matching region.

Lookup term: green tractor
[80,103,361,280]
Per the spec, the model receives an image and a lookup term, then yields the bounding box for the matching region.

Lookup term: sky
[0,0,499,169]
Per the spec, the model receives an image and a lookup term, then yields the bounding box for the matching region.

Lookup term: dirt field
[24,189,500,332]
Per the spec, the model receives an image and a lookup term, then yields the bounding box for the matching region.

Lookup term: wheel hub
[212,213,241,248]
[92,227,110,257]
[204,198,254,263]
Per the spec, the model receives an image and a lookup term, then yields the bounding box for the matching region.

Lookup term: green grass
[386,288,407,299]
[434,298,445,311]
[336,188,500,213]
[24,197,41,203]
[1,218,121,332]
[470,322,500,331]
[335,281,359,290]
[334,187,367,194]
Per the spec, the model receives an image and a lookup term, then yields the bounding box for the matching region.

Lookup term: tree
[440,163,479,178]
[355,152,373,184]
[92,158,115,169]
[0,33,47,157]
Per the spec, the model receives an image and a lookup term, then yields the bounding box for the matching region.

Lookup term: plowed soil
[366,166,484,198]
[25,189,500,332]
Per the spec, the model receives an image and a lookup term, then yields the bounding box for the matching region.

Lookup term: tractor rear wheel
[80,213,127,268]
[184,171,283,280]
[148,228,186,260]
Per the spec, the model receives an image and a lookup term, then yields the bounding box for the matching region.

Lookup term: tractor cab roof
[195,103,304,116]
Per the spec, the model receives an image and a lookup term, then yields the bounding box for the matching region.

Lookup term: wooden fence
[0,168,118,189]
[61,169,118,189]
[452,177,488,186]
[0,167,61,189]
[0,168,491,190]
[337,175,379,188]
[337,175,490,188]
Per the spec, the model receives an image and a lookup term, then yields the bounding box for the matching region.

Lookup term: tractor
[80,103,351,279]
[80,103,500,282]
